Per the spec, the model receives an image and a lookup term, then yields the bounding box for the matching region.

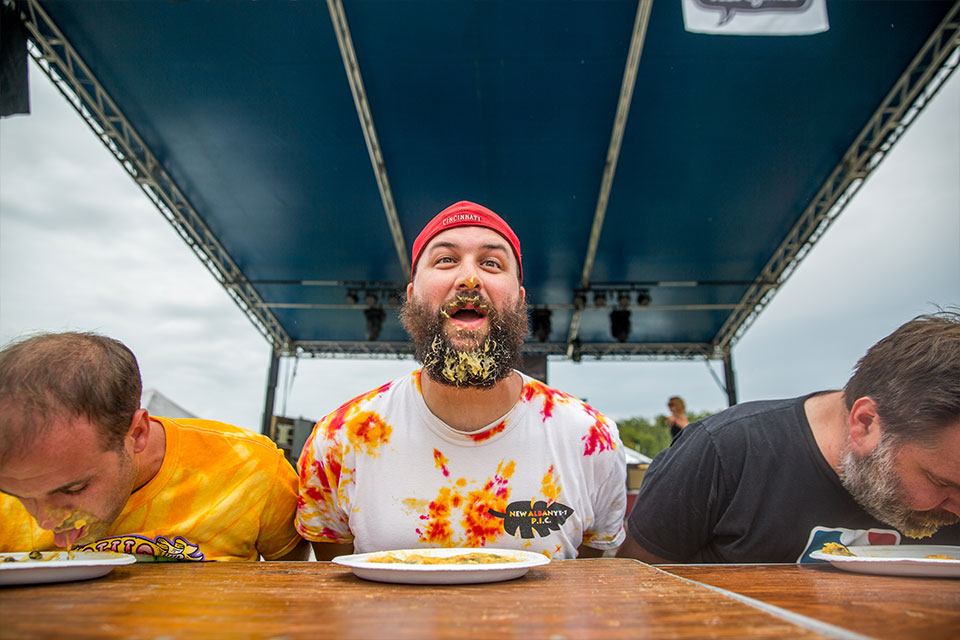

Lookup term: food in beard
[425,334,501,386]
[426,295,504,386]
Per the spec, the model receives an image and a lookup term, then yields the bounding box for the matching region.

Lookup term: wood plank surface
[661,563,960,640]
[0,559,828,639]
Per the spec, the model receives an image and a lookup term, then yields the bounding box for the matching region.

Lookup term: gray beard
[839,434,958,538]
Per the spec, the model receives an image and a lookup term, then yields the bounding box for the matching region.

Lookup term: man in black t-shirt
[618,312,960,564]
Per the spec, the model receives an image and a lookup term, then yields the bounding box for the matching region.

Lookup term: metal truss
[294,339,713,361]
[566,0,654,357]
[327,0,409,276]
[712,1,960,354]
[17,0,293,353]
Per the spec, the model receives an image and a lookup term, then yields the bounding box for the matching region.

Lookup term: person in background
[618,312,960,564]
[0,332,309,561]
[296,201,626,561]
[666,396,689,439]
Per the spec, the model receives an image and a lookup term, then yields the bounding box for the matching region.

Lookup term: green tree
[618,409,717,459]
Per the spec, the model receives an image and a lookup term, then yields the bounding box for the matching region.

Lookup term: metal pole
[723,353,738,407]
[261,349,281,435]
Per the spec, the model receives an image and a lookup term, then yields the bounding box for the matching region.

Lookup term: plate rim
[809,544,960,564]
[333,547,551,572]
[0,551,138,571]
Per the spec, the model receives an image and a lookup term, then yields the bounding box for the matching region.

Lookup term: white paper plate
[809,545,960,578]
[0,551,137,586]
[333,547,550,584]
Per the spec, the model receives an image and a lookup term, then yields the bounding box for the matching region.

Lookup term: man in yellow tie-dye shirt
[0,332,308,562]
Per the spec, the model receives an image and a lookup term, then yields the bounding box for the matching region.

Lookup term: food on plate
[367,551,519,565]
[1,550,45,563]
[924,554,956,560]
[820,542,855,556]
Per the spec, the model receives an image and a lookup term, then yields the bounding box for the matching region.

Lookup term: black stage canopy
[11,0,960,371]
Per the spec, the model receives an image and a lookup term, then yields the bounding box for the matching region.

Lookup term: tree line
[617,410,716,459]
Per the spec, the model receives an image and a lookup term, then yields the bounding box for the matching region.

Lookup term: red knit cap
[410,201,522,283]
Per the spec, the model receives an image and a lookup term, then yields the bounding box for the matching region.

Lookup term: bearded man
[618,312,960,564]
[296,201,626,560]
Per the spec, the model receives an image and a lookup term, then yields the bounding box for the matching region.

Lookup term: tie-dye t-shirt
[296,370,627,559]
[0,417,302,561]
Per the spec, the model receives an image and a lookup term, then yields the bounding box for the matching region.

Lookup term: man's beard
[839,433,959,539]
[401,291,528,389]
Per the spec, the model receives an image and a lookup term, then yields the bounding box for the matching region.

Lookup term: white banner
[682,0,829,36]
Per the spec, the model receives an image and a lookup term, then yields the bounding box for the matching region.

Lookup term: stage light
[610,309,631,343]
[617,292,631,309]
[345,289,358,305]
[593,290,607,307]
[636,289,651,306]
[531,308,552,343]
[365,307,385,341]
[365,291,378,307]
[388,289,405,308]
[571,338,582,363]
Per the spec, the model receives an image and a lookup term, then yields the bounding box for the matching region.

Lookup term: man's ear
[127,409,152,454]
[848,397,882,455]
[406,282,414,301]
[519,285,526,300]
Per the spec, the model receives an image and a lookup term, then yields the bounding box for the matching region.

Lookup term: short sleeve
[295,420,353,543]
[581,417,628,551]
[256,454,304,560]
[626,423,724,561]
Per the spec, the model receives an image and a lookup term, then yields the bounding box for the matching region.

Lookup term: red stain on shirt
[433,448,451,477]
[521,379,575,422]
[470,420,506,443]
[582,416,615,456]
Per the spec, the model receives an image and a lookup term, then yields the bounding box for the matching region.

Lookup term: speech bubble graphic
[695,0,812,27]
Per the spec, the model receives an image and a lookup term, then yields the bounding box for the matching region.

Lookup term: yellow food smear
[924,554,956,560]
[821,542,856,556]
[367,552,518,565]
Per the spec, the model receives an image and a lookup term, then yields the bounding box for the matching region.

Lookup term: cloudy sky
[1,60,957,432]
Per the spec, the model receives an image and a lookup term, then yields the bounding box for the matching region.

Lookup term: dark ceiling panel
[32,0,956,351]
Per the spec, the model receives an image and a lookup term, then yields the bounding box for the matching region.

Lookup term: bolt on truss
[712,2,960,355]
[17,0,293,354]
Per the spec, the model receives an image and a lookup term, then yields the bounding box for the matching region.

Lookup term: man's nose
[456,270,481,290]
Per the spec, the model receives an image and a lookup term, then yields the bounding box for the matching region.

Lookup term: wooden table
[0,559,834,639]
[661,563,960,640]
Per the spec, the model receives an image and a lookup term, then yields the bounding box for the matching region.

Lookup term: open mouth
[441,295,491,321]
[451,308,484,321]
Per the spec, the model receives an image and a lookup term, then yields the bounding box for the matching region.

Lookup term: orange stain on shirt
[347,411,392,455]
[541,465,561,503]
[321,382,394,439]
[433,448,450,477]
[416,459,517,547]
[419,487,458,545]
